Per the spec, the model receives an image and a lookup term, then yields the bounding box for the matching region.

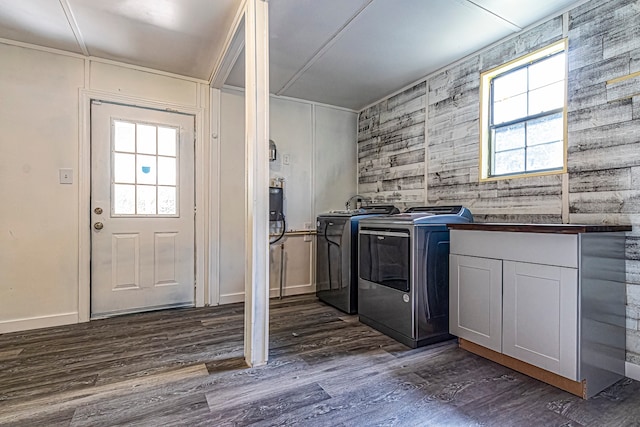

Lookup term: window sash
[487,52,565,178]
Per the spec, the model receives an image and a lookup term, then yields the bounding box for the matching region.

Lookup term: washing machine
[316,205,399,314]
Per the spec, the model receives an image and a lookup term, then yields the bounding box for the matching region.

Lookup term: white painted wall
[314,105,358,215]
[0,39,356,331]
[0,44,84,330]
[217,88,358,303]
[0,41,209,333]
[218,90,246,302]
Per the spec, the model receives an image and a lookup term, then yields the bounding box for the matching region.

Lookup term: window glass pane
[114,121,135,152]
[528,81,564,115]
[158,127,177,156]
[494,123,525,152]
[494,149,524,176]
[493,93,527,124]
[137,124,156,155]
[137,185,156,214]
[529,53,565,90]
[527,113,563,147]
[527,142,564,171]
[157,156,176,186]
[158,186,176,215]
[493,68,527,101]
[113,153,135,184]
[137,155,156,185]
[113,184,135,215]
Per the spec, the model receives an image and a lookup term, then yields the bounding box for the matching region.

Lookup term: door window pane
[137,124,156,155]
[114,184,135,215]
[137,185,156,215]
[158,186,176,215]
[114,121,135,152]
[157,157,176,186]
[136,154,156,185]
[158,127,177,156]
[114,153,136,184]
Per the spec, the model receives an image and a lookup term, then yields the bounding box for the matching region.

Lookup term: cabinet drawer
[450,230,578,268]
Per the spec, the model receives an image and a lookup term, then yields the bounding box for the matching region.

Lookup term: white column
[244,0,270,367]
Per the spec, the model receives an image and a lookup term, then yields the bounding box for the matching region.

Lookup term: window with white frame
[479,40,567,180]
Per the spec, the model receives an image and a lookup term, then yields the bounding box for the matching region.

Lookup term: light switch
[59,168,73,184]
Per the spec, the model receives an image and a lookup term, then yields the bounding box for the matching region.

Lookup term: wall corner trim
[626,361,640,382]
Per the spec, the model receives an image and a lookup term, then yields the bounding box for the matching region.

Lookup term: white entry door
[91,101,195,318]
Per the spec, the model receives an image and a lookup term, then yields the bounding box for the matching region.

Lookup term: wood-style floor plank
[1,294,640,426]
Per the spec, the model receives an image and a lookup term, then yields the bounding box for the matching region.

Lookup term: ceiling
[0,0,583,110]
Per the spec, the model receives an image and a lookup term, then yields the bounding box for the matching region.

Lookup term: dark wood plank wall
[357,0,640,365]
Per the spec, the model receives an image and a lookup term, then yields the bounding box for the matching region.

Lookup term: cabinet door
[450,254,503,352]
[503,261,578,380]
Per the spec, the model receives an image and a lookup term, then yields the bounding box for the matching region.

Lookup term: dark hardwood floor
[1,294,639,426]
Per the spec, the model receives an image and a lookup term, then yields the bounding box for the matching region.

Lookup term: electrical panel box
[269,187,284,221]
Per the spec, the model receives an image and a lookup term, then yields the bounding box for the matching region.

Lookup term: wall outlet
[304,222,312,229]
[282,154,290,165]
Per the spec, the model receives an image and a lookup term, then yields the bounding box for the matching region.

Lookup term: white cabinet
[450,254,502,353]
[502,261,578,379]
[448,226,628,398]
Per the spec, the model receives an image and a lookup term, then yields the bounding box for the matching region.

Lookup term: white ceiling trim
[58,0,89,56]
[0,36,208,86]
[0,36,85,59]
[274,0,374,96]
[222,84,359,113]
[88,56,209,85]
[210,0,247,87]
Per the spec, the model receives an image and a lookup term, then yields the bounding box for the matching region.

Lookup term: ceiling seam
[59,0,89,56]
[463,0,522,30]
[275,0,375,96]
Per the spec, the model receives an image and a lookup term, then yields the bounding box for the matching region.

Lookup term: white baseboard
[269,283,314,298]
[219,292,245,305]
[0,312,79,334]
[219,283,315,306]
[626,361,640,381]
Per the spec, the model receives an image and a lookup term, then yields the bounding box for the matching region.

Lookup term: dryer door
[359,229,410,292]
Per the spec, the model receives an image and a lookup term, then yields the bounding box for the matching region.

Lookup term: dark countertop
[447,223,632,234]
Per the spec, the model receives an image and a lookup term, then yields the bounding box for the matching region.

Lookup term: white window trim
[479,39,568,181]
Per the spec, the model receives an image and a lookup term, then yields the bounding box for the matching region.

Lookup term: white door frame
[78,89,208,322]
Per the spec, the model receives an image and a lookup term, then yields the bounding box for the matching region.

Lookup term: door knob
[94,207,103,214]
[94,222,104,230]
